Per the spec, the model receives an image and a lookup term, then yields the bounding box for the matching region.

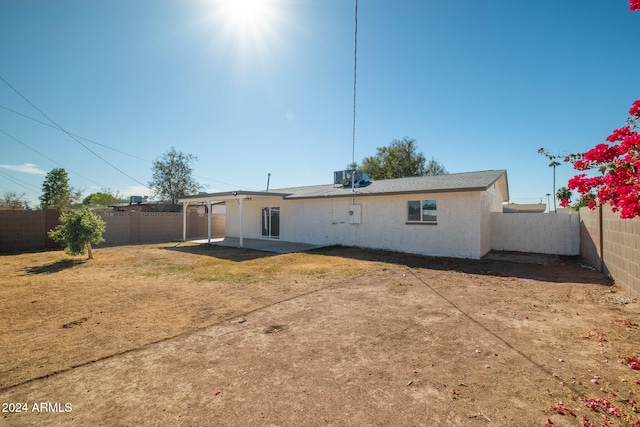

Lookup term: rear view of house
[179,169,509,260]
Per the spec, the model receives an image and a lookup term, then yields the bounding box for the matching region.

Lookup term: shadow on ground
[306,246,613,285]
[163,242,278,262]
[22,259,85,275]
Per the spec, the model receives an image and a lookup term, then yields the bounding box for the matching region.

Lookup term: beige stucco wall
[225,190,499,259]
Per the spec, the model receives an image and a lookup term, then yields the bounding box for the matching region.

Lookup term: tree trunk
[87,242,93,260]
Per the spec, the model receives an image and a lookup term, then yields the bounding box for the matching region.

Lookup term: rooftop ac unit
[333,170,370,187]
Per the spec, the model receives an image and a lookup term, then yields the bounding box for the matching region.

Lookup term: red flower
[630,99,640,116]
[631,0,640,12]
[606,126,631,143]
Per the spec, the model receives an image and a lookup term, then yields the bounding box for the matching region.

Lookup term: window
[407,199,437,223]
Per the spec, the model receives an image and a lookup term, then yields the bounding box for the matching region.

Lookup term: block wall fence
[490,212,581,256]
[0,210,224,252]
[579,206,640,299]
[0,207,638,297]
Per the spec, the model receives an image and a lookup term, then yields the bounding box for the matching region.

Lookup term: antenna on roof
[266,173,271,192]
[351,0,358,168]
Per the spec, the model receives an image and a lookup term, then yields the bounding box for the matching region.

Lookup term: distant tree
[48,208,105,260]
[425,156,448,176]
[40,168,71,211]
[149,147,203,205]
[83,191,125,209]
[359,137,447,180]
[538,148,564,212]
[556,187,572,206]
[1,191,28,210]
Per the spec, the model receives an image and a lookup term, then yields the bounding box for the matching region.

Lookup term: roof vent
[333,170,370,187]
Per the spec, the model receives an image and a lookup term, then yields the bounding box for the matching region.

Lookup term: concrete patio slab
[190,237,325,254]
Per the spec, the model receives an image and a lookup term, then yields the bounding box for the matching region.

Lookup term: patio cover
[177,191,290,247]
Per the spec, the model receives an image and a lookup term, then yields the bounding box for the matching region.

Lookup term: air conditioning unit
[333,170,370,187]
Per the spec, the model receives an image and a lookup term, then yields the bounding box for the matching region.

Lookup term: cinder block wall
[100,212,131,244]
[578,207,602,273]
[490,212,580,255]
[189,212,225,238]
[0,210,60,252]
[0,211,224,252]
[580,207,640,298]
[98,212,225,244]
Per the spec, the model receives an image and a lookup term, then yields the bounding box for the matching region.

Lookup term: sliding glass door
[261,207,280,239]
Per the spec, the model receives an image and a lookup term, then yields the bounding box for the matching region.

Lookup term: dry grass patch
[0,243,382,390]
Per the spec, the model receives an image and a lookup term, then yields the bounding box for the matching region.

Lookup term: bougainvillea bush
[558,99,640,219]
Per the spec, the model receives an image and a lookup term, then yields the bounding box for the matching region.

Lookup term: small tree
[149,147,203,205]
[40,168,71,211]
[48,208,106,259]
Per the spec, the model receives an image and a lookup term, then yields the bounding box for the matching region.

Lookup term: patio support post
[207,200,212,243]
[182,201,188,241]
[239,197,244,248]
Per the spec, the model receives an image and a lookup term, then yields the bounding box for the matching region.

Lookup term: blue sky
[1,0,638,210]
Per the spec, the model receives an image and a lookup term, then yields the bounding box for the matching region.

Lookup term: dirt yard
[0,243,638,426]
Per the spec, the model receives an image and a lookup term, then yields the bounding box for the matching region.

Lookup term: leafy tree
[48,208,106,259]
[40,168,71,211]
[359,137,447,180]
[149,147,203,205]
[425,156,448,176]
[83,191,126,209]
[1,191,29,210]
[556,187,572,206]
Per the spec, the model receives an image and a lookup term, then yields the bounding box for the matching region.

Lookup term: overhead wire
[1,100,254,192]
[0,76,150,190]
[0,104,150,163]
[0,169,41,193]
[0,128,107,188]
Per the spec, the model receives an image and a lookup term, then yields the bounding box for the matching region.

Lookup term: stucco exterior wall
[490,212,580,255]
[225,191,491,259]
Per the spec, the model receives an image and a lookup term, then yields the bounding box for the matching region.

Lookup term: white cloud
[0,163,46,175]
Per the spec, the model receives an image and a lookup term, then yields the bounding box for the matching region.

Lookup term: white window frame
[407,199,437,224]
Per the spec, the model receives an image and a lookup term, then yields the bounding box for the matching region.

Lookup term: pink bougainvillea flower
[606,126,631,143]
[631,0,640,12]
[630,99,640,116]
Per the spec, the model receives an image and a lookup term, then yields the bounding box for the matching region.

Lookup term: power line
[0,76,150,190]
[1,105,253,190]
[1,78,260,193]
[0,104,151,164]
[0,169,40,193]
[0,128,107,188]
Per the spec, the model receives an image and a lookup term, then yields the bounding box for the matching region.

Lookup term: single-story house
[178,169,509,259]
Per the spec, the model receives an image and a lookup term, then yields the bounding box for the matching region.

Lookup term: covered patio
[177,190,290,249]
